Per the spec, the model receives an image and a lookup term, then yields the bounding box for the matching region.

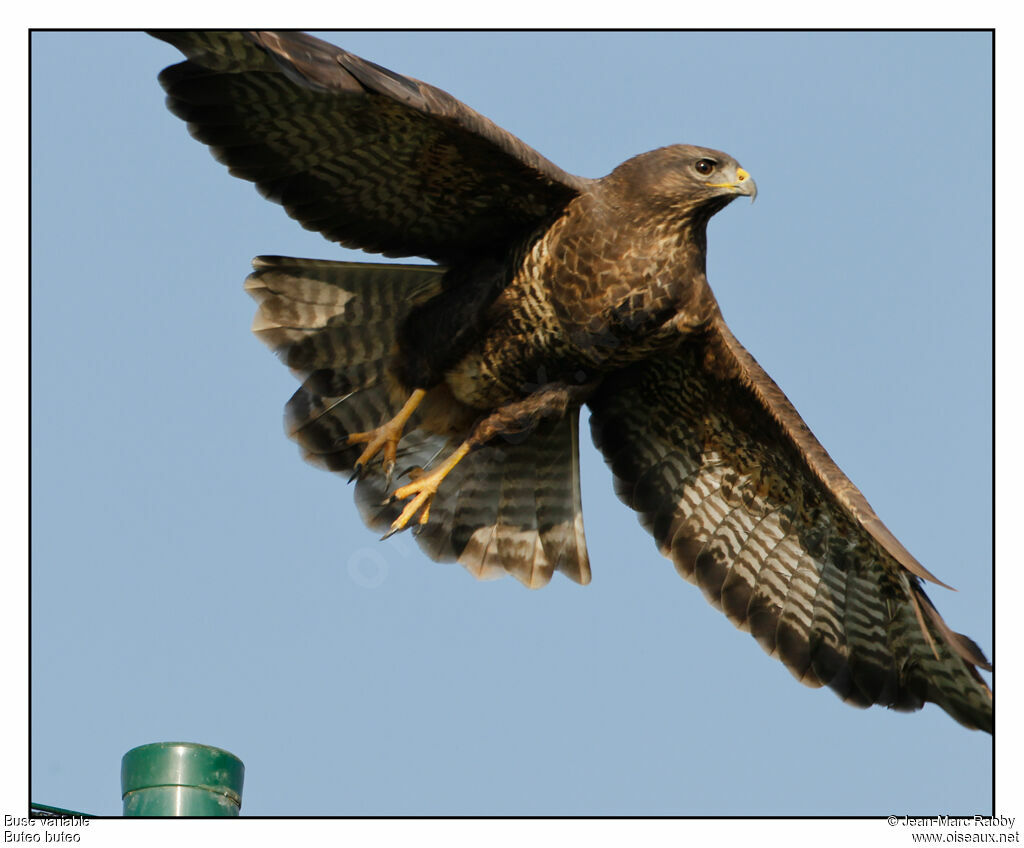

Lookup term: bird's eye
[694,159,716,175]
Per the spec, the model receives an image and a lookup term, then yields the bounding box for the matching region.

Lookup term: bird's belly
[444,332,569,410]
[443,299,681,410]
[563,317,683,370]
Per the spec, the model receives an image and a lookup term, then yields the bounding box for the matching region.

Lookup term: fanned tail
[246,256,590,587]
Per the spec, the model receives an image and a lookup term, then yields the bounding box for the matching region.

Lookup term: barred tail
[245,255,590,587]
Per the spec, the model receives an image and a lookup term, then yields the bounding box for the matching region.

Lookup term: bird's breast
[442,226,713,410]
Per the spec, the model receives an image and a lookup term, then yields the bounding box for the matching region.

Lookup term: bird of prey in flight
[151,30,992,732]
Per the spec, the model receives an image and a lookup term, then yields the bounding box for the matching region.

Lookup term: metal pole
[120,742,244,816]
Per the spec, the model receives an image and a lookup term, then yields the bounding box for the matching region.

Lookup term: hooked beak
[710,166,757,203]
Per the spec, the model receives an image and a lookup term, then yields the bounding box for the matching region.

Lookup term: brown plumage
[152,30,992,732]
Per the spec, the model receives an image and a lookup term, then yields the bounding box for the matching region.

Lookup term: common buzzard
[151,30,992,732]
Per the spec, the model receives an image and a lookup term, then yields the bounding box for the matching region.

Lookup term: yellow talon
[384,441,472,536]
[391,487,435,532]
[347,388,426,476]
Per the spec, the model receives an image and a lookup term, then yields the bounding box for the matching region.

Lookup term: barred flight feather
[589,322,992,731]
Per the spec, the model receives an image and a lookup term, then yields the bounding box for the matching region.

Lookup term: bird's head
[606,144,756,221]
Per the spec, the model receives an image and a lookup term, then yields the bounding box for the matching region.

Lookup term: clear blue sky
[30,31,992,816]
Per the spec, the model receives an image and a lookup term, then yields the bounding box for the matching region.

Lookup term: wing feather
[151,30,588,263]
[588,320,992,731]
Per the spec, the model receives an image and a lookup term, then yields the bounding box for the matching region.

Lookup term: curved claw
[383,443,471,536]
[345,388,427,484]
[351,456,395,485]
[380,491,432,539]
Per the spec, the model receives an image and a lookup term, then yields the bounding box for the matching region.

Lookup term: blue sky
[29,31,993,816]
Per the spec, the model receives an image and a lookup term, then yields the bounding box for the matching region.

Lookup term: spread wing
[588,318,992,731]
[151,30,589,264]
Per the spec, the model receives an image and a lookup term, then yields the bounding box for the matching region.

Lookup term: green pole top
[121,742,245,817]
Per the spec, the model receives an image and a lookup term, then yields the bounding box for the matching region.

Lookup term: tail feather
[247,255,590,587]
[354,418,591,588]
